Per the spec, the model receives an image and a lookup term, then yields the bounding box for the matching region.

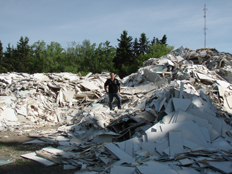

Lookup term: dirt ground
[0,128,76,174]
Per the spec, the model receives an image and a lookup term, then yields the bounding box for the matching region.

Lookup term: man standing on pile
[104,72,121,110]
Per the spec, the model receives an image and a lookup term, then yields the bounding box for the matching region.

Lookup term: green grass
[0,142,5,149]
[0,142,75,174]
[0,130,75,174]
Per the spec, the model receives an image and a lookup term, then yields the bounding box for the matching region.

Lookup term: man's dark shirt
[104,78,120,93]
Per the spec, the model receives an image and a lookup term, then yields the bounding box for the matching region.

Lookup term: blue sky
[1,0,231,53]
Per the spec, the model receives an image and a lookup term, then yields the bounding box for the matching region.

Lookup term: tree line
[0,30,173,78]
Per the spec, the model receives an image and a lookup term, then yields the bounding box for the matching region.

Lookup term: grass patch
[0,142,5,148]
[0,131,75,174]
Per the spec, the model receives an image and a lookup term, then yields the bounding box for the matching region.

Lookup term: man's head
[110,72,115,79]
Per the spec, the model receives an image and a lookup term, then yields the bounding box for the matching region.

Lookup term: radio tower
[203,4,207,48]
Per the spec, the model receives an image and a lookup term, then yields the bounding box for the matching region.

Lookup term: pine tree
[155,38,160,45]
[151,37,156,45]
[160,34,167,45]
[139,33,149,55]
[15,36,32,72]
[133,38,140,59]
[113,30,133,77]
[0,41,7,73]
[3,44,15,72]
[0,41,3,59]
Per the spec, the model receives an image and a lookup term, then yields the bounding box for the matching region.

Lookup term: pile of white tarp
[20,83,232,173]
[1,47,232,173]
[0,72,113,131]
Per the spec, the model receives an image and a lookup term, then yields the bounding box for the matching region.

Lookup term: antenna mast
[203,4,207,48]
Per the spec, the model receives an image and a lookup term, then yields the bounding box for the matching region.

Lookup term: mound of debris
[1,47,232,173]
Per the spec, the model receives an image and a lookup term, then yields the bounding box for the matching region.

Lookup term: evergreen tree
[113,30,133,77]
[155,38,160,45]
[151,37,156,45]
[0,41,3,59]
[0,41,7,73]
[133,38,140,59]
[160,34,167,45]
[3,44,15,72]
[15,36,32,72]
[139,33,149,55]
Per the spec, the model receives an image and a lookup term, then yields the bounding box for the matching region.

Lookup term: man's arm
[104,80,109,94]
[104,85,109,94]
[117,80,121,94]
[118,85,121,94]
